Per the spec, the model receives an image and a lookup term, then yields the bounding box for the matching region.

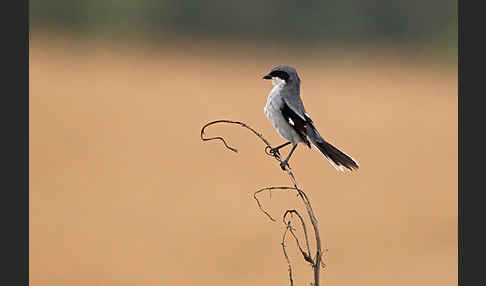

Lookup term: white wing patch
[288,118,295,126]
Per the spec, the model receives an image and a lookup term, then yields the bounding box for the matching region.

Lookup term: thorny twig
[201,120,326,286]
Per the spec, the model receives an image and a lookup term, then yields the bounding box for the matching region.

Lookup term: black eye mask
[270,70,290,81]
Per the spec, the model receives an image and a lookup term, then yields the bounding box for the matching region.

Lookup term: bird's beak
[262,73,272,80]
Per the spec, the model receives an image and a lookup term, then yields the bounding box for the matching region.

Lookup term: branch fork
[201,120,326,286]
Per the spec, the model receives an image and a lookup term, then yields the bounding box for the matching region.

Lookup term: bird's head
[262,65,300,86]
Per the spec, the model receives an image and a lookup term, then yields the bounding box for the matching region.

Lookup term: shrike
[263,65,359,172]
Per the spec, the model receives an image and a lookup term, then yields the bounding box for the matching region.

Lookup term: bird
[262,65,359,172]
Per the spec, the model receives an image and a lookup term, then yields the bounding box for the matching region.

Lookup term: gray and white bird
[263,65,359,171]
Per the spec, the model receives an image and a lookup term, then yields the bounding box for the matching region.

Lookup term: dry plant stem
[253,187,297,222]
[200,120,274,154]
[201,120,324,286]
[282,225,294,286]
[284,210,313,264]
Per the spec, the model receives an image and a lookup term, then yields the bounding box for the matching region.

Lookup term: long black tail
[306,126,359,172]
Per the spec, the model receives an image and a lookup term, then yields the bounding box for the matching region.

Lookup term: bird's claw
[266,146,281,158]
[271,148,281,157]
[265,146,289,170]
[280,161,289,171]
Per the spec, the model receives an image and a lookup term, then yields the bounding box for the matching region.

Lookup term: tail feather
[306,127,359,172]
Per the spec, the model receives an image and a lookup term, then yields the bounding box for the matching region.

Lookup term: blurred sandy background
[30,1,457,285]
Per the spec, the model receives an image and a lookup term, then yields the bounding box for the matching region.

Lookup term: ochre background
[30,33,457,285]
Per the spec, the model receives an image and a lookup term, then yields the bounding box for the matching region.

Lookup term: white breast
[264,77,301,143]
[264,78,285,120]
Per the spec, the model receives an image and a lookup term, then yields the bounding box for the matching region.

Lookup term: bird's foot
[266,146,281,158]
[271,148,281,157]
[280,160,289,171]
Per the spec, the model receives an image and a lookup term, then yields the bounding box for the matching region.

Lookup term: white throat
[272,77,286,87]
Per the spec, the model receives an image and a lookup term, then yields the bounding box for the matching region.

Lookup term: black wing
[280,100,311,148]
